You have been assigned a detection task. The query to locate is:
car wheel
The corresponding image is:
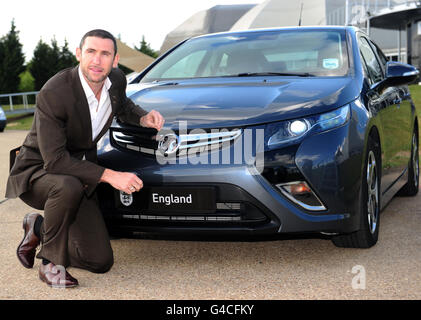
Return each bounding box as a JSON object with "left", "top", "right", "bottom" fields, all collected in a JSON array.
[
  {"left": 332, "top": 137, "right": 380, "bottom": 248},
  {"left": 398, "top": 130, "right": 419, "bottom": 197}
]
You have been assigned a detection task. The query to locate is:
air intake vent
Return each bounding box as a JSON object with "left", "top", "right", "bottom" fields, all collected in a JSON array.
[{"left": 122, "top": 214, "right": 242, "bottom": 222}]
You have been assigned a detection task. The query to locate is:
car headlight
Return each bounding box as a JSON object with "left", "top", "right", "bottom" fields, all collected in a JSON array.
[{"left": 266, "top": 104, "right": 350, "bottom": 148}]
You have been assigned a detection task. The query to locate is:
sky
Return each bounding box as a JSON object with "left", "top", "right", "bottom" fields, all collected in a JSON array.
[{"left": 0, "top": 0, "right": 264, "bottom": 62}]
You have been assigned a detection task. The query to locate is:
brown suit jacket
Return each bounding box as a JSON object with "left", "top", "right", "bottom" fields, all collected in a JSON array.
[{"left": 5, "top": 66, "right": 148, "bottom": 199}]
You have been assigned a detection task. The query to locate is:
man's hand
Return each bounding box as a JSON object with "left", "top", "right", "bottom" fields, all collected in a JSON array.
[
  {"left": 100, "top": 169, "right": 143, "bottom": 194},
  {"left": 140, "top": 110, "right": 165, "bottom": 131}
]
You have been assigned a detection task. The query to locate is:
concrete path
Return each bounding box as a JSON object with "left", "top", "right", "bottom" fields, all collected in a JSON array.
[{"left": 0, "top": 130, "right": 420, "bottom": 299}]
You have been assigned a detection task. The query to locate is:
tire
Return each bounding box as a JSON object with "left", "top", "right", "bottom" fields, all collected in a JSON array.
[
  {"left": 397, "top": 129, "right": 419, "bottom": 197},
  {"left": 332, "top": 137, "right": 380, "bottom": 248}
]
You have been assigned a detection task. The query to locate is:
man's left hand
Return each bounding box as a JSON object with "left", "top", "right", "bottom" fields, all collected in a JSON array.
[{"left": 140, "top": 110, "right": 165, "bottom": 131}]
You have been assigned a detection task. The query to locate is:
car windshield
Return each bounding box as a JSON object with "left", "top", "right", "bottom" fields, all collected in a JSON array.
[{"left": 141, "top": 29, "right": 349, "bottom": 82}]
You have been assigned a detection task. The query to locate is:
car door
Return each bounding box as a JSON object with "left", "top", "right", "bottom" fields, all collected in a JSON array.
[
  {"left": 358, "top": 35, "right": 404, "bottom": 193},
  {"left": 369, "top": 39, "right": 413, "bottom": 181}
]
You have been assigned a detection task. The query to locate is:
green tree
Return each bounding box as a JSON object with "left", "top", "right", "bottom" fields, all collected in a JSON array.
[
  {"left": 0, "top": 20, "right": 26, "bottom": 94},
  {"left": 50, "top": 37, "right": 61, "bottom": 73},
  {"left": 0, "top": 42, "right": 4, "bottom": 79},
  {"left": 29, "top": 39, "right": 54, "bottom": 91},
  {"left": 18, "top": 70, "right": 35, "bottom": 92},
  {"left": 135, "top": 35, "right": 159, "bottom": 58},
  {"left": 29, "top": 38, "right": 78, "bottom": 90},
  {"left": 58, "top": 39, "right": 77, "bottom": 71}
]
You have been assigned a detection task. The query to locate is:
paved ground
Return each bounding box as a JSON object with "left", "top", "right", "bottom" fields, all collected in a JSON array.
[{"left": 0, "top": 130, "right": 420, "bottom": 300}]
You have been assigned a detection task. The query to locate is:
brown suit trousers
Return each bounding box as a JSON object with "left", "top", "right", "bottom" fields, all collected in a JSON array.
[{"left": 20, "top": 173, "right": 113, "bottom": 273}]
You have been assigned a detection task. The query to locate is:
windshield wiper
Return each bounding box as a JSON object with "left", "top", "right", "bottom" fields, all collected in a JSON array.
[{"left": 234, "top": 72, "right": 316, "bottom": 77}]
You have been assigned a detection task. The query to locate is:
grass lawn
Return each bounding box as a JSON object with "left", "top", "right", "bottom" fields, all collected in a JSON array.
[
  {"left": 409, "top": 84, "right": 421, "bottom": 119},
  {"left": 5, "top": 113, "right": 34, "bottom": 131},
  {"left": 1, "top": 103, "right": 36, "bottom": 112},
  {"left": 4, "top": 84, "right": 421, "bottom": 131}
]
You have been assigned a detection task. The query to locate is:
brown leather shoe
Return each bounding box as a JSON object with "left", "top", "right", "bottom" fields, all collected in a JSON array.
[
  {"left": 16, "top": 213, "right": 41, "bottom": 269},
  {"left": 39, "top": 263, "right": 79, "bottom": 288}
]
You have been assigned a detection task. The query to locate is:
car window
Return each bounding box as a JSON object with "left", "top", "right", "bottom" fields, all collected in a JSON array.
[
  {"left": 358, "top": 51, "right": 371, "bottom": 84},
  {"left": 359, "top": 37, "right": 384, "bottom": 84},
  {"left": 369, "top": 40, "right": 388, "bottom": 71},
  {"left": 160, "top": 50, "right": 207, "bottom": 79},
  {"left": 141, "top": 29, "right": 349, "bottom": 82}
]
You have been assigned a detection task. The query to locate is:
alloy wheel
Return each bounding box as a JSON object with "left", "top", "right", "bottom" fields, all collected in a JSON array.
[{"left": 366, "top": 150, "right": 379, "bottom": 235}]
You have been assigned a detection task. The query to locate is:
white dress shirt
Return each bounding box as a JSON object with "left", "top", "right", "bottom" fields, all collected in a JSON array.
[{"left": 78, "top": 66, "right": 112, "bottom": 141}]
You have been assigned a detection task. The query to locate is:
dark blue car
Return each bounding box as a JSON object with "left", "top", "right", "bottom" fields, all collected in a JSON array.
[{"left": 97, "top": 26, "right": 419, "bottom": 248}]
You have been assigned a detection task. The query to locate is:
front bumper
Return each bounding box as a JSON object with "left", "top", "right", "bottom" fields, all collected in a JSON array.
[{"left": 97, "top": 114, "right": 364, "bottom": 235}]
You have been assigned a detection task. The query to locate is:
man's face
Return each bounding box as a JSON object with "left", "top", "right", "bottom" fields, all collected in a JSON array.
[{"left": 76, "top": 36, "right": 119, "bottom": 85}]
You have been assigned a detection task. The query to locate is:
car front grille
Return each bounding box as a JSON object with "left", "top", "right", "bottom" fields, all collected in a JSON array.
[
  {"left": 121, "top": 202, "right": 243, "bottom": 222},
  {"left": 111, "top": 127, "right": 242, "bottom": 157},
  {"left": 111, "top": 129, "right": 158, "bottom": 155}
]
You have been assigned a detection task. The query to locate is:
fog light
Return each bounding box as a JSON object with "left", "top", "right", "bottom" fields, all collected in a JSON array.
[
  {"left": 288, "top": 182, "right": 312, "bottom": 195},
  {"left": 276, "top": 181, "right": 326, "bottom": 211}
]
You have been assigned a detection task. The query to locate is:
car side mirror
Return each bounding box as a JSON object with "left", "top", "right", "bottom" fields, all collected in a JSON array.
[{"left": 385, "top": 61, "right": 419, "bottom": 86}]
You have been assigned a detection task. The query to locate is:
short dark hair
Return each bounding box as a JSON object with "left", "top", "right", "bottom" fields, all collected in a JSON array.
[{"left": 79, "top": 29, "right": 117, "bottom": 55}]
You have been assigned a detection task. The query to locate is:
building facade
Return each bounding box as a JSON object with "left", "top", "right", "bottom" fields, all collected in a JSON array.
[{"left": 160, "top": 0, "right": 421, "bottom": 68}]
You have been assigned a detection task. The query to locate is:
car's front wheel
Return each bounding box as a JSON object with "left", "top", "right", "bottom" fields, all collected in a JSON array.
[{"left": 332, "top": 137, "right": 380, "bottom": 248}]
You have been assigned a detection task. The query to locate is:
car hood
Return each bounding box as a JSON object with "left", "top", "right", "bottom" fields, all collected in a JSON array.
[{"left": 126, "top": 76, "right": 359, "bottom": 129}]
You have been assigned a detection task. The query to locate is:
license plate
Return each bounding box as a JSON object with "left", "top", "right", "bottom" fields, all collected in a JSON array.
[{"left": 148, "top": 187, "right": 216, "bottom": 213}]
